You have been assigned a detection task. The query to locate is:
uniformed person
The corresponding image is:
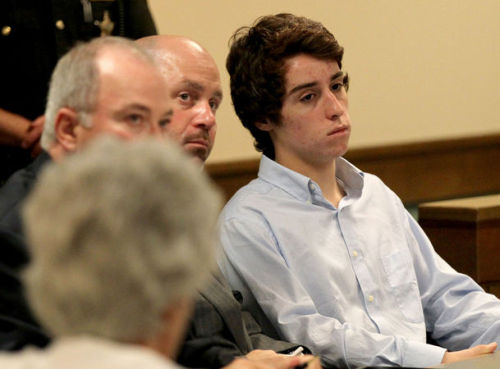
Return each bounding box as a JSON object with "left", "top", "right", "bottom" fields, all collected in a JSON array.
[{"left": 0, "top": 0, "right": 157, "bottom": 184}]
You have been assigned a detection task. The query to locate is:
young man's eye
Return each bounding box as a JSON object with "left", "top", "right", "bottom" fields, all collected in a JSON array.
[
  {"left": 331, "top": 82, "right": 343, "bottom": 91},
  {"left": 300, "top": 93, "right": 315, "bottom": 102}
]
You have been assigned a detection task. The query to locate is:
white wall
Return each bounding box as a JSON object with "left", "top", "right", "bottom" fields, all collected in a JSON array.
[{"left": 148, "top": 0, "right": 500, "bottom": 164}]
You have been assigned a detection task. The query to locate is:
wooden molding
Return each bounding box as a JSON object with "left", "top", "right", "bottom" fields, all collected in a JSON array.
[
  {"left": 419, "top": 194, "right": 500, "bottom": 295},
  {"left": 206, "top": 134, "right": 500, "bottom": 204}
]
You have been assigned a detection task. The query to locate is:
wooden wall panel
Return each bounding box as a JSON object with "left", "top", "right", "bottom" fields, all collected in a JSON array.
[
  {"left": 419, "top": 195, "right": 500, "bottom": 298},
  {"left": 207, "top": 134, "right": 500, "bottom": 204}
]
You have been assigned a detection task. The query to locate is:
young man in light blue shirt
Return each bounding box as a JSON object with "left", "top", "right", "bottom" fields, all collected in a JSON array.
[{"left": 218, "top": 13, "right": 500, "bottom": 369}]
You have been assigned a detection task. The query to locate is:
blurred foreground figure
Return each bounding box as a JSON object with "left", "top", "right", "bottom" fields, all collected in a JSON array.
[{"left": 0, "top": 137, "right": 222, "bottom": 368}]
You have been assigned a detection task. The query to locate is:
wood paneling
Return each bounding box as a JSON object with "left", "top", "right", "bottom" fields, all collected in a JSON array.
[
  {"left": 419, "top": 195, "right": 500, "bottom": 298},
  {"left": 207, "top": 134, "right": 500, "bottom": 204}
]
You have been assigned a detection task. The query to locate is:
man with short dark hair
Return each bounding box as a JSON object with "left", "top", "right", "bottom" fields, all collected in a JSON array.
[{"left": 219, "top": 13, "right": 500, "bottom": 368}]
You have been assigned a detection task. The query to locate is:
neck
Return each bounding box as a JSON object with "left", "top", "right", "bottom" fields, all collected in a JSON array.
[{"left": 275, "top": 154, "right": 344, "bottom": 207}]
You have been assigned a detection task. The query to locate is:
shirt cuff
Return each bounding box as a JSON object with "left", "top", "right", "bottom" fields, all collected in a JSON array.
[{"left": 403, "top": 340, "right": 446, "bottom": 367}]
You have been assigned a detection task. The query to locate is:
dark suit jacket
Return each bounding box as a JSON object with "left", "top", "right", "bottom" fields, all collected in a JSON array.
[
  {"left": 0, "top": 152, "right": 52, "bottom": 350},
  {"left": 0, "top": 151, "right": 51, "bottom": 237},
  {"left": 178, "top": 273, "right": 304, "bottom": 368},
  {"left": 0, "top": 230, "right": 50, "bottom": 350}
]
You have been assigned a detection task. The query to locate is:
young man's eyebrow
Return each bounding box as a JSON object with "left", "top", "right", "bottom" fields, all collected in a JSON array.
[
  {"left": 331, "top": 71, "right": 344, "bottom": 81},
  {"left": 288, "top": 82, "right": 318, "bottom": 96},
  {"left": 287, "top": 71, "right": 345, "bottom": 96}
]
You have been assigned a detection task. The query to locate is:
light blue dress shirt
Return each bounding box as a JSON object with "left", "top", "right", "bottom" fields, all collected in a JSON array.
[{"left": 218, "top": 155, "right": 500, "bottom": 368}]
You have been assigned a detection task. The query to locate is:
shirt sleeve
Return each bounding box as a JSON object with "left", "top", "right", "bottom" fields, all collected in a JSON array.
[
  {"left": 405, "top": 213, "right": 500, "bottom": 351},
  {"left": 218, "top": 215, "right": 446, "bottom": 369}
]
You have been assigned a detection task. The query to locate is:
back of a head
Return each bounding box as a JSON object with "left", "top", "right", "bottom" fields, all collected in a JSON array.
[
  {"left": 226, "top": 13, "right": 344, "bottom": 159},
  {"left": 40, "top": 36, "right": 156, "bottom": 150},
  {"left": 23, "top": 137, "right": 222, "bottom": 342}
]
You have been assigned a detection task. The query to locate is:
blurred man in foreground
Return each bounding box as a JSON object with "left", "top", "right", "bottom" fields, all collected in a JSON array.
[{"left": 0, "top": 137, "right": 224, "bottom": 367}]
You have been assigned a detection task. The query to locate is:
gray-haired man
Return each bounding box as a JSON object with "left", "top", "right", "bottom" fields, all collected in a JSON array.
[{"left": 0, "top": 36, "right": 172, "bottom": 350}]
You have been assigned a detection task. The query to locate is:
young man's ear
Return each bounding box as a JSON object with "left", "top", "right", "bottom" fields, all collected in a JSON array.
[
  {"left": 54, "top": 108, "right": 79, "bottom": 153},
  {"left": 255, "top": 119, "right": 273, "bottom": 132}
]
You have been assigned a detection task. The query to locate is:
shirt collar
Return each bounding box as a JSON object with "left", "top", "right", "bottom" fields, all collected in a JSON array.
[{"left": 258, "top": 155, "right": 365, "bottom": 203}]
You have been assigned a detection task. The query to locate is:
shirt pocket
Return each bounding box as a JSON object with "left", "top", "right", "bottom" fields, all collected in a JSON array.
[{"left": 381, "top": 249, "right": 424, "bottom": 323}]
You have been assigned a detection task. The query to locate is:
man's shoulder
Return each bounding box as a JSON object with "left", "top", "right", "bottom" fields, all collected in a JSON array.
[
  {"left": 221, "top": 177, "right": 285, "bottom": 219},
  {"left": 0, "top": 152, "right": 49, "bottom": 194},
  {"left": 359, "top": 171, "right": 402, "bottom": 202},
  {"left": 0, "top": 169, "right": 33, "bottom": 230},
  {"left": 0, "top": 153, "right": 50, "bottom": 233}
]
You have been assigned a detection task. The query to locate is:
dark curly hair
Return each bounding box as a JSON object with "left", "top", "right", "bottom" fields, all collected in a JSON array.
[{"left": 226, "top": 13, "right": 347, "bottom": 159}]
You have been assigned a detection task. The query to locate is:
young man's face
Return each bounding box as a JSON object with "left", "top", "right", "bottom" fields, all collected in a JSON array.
[{"left": 264, "top": 54, "right": 351, "bottom": 169}]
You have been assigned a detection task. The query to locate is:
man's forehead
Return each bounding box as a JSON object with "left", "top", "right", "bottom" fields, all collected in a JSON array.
[
  {"left": 94, "top": 58, "right": 169, "bottom": 104},
  {"left": 284, "top": 56, "right": 340, "bottom": 84},
  {"left": 97, "top": 49, "right": 158, "bottom": 79}
]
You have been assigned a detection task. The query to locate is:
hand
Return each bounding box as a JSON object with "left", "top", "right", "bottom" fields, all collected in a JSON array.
[
  {"left": 21, "top": 115, "right": 45, "bottom": 157},
  {"left": 294, "top": 355, "right": 321, "bottom": 369},
  {"left": 223, "top": 356, "right": 301, "bottom": 369},
  {"left": 236, "top": 352, "right": 322, "bottom": 369},
  {"left": 246, "top": 349, "right": 284, "bottom": 361},
  {"left": 0, "top": 108, "right": 31, "bottom": 146},
  {"left": 441, "top": 342, "right": 497, "bottom": 364}
]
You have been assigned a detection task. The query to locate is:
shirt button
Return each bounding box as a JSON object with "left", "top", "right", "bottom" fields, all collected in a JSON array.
[
  {"left": 352, "top": 250, "right": 358, "bottom": 257},
  {"left": 1, "top": 26, "right": 11, "bottom": 36},
  {"left": 308, "top": 183, "right": 316, "bottom": 191},
  {"left": 368, "top": 295, "right": 375, "bottom": 302},
  {"left": 55, "top": 20, "right": 65, "bottom": 30}
]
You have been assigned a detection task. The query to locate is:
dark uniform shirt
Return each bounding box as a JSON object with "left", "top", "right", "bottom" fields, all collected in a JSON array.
[{"left": 0, "top": 0, "right": 157, "bottom": 183}]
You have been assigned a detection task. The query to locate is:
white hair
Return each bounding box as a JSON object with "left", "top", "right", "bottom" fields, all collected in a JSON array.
[
  {"left": 23, "top": 137, "right": 222, "bottom": 342},
  {"left": 41, "top": 37, "right": 156, "bottom": 150}
]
